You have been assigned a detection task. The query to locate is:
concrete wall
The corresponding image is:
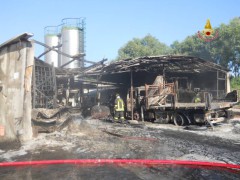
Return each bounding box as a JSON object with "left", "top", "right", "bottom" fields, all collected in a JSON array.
[{"left": 0, "top": 35, "right": 34, "bottom": 142}]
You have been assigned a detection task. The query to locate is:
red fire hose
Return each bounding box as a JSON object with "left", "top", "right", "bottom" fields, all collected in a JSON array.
[{"left": 0, "top": 159, "right": 239, "bottom": 171}]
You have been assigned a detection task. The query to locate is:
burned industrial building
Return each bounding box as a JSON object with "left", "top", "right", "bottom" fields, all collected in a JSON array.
[
  {"left": 0, "top": 27, "right": 240, "bottom": 180},
  {"left": 0, "top": 30, "right": 239, "bottom": 142}
]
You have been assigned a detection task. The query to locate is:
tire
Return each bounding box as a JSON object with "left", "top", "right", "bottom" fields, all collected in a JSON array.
[
  {"left": 173, "top": 113, "right": 185, "bottom": 126},
  {"left": 133, "top": 113, "right": 140, "bottom": 120}
]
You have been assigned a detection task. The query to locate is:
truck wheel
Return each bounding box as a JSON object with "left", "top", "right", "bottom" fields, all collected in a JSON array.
[
  {"left": 173, "top": 113, "right": 185, "bottom": 126},
  {"left": 133, "top": 113, "right": 140, "bottom": 120}
]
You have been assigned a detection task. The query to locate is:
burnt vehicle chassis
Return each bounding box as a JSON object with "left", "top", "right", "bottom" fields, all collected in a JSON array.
[{"left": 125, "top": 82, "right": 237, "bottom": 126}]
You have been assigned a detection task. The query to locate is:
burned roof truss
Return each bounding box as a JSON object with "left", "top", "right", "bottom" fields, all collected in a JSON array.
[{"left": 98, "top": 56, "right": 228, "bottom": 75}]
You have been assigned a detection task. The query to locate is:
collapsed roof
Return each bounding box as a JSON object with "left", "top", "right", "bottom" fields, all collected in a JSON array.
[
  {"left": 97, "top": 55, "right": 228, "bottom": 74},
  {"left": 54, "top": 55, "right": 229, "bottom": 87},
  {"left": 77, "top": 55, "right": 229, "bottom": 87}
]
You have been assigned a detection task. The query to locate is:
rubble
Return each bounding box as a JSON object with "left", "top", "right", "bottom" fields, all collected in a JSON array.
[
  {"left": 91, "top": 105, "right": 110, "bottom": 119},
  {"left": 32, "top": 107, "right": 72, "bottom": 135}
]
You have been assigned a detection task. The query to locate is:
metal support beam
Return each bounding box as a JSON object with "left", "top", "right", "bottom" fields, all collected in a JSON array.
[
  {"left": 52, "top": 63, "right": 58, "bottom": 108},
  {"left": 217, "top": 71, "right": 219, "bottom": 99},
  {"left": 33, "top": 39, "right": 98, "bottom": 64},
  {"left": 37, "top": 44, "right": 62, "bottom": 59},
  {"left": 34, "top": 59, "right": 57, "bottom": 108},
  {"left": 32, "top": 60, "right": 36, "bottom": 108},
  {"left": 60, "top": 58, "right": 80, "bottom": 68},
  {"left": 130, "top": 70, "right": 133, "bottom": 120},
  {"left": 96, "top": 75, "right": 100, "bottom": 106}
]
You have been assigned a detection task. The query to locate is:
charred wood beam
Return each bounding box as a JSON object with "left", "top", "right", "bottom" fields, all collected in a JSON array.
[
  {"left": 76, "top": 78, "right": 123, "bottom": 85},
  {"left": 82, "top": 58, "right": 107, "bottom": 72},
  {"left": 99, "top": 56, "right": 228, "bottom": 74}
]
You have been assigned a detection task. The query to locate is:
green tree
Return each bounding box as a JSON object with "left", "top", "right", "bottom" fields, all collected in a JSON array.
[
  {"left": 171, "top": 17, "right": 240, "bottom": 76},
  {"left": 117, "top": 34, "right": 170, "bottom": 60},
  {"left": 230, "top": 76, "right": 240, "bottom": 90}
]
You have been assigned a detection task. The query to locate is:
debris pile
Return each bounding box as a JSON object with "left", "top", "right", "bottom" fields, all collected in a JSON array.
[
  {"left": 31, "top": 107, "right": 71, "bottom": 135},
  {"left": 91, "top": 105, "right": 110, "bottom": 119}
]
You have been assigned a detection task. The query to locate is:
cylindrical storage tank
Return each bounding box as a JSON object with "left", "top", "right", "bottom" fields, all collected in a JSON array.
[
  {"left": 44, "top": 35, "right": 59, "bottom": 67},
  {"left": 58, "top": 33, "right": 62, "bottom": 67},
  {"left": 60, "top": 18, "right": 85, "bottom": 68},
  {"left": 44, "top": 26, "right": 60, "bottom": 67}
]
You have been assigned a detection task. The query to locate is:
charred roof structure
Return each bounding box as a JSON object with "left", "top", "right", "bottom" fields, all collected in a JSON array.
[
  {"left": 84, "top": 56, "right": 230, "bottom": 99},
  {"left": 99, "top": 55, "right": 228, "bottom": 74}
]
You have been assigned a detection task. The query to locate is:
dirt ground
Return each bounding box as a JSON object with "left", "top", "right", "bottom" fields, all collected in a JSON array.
[{"left": 0, "top": 114, "right": 240, "bottom": 179}]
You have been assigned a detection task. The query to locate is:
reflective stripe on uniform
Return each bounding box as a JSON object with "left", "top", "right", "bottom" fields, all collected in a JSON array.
[
  {"left": 116, "top": 98, "right": 124, "bottom": 111},
  {"left": 194, "top": 97, "right": 201, "bottom": 103}
]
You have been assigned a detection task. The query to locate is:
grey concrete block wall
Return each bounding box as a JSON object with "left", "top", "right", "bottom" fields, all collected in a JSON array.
[{"left": 0, "top": 34, "right": 34, "bottom": 142}]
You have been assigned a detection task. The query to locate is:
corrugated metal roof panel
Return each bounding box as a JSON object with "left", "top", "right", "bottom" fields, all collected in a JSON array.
[{"left": 0, "top": 32, "right": 33, "bottom": 49}]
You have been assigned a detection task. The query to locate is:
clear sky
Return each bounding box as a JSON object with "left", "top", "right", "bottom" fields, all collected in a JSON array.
[{"left": 0, "top": 0, "right": 239, "bottom": 62}]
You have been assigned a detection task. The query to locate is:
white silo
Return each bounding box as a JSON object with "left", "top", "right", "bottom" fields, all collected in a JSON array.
[
  {"left": 44, "top": 26, "right": 60, "bottom": 67},
  {"left": 60, "top": 18, "right": 85, "bottom": 68}
]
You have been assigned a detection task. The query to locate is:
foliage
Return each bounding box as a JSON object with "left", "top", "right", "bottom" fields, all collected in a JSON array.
[
  {"left": 230, "top": 76, "right": 240, "bottom": 90},
  {"left": 171, "top": 17, "right": 240, "bottom": 76},
  {"left": 116, "top": 18, "right": 240, "bottom": 76},
  {"left": 117, "top": 34, "right": 170, "bottom": 60}
]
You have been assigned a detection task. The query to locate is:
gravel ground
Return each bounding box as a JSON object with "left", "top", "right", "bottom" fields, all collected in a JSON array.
[{"left": 0, "top": 115, "right": 240, "bottom": 179}]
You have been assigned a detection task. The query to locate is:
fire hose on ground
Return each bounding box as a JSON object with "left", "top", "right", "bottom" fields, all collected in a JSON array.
[{"left": 0, "top": 159, "right": 239, "bottom": 172}]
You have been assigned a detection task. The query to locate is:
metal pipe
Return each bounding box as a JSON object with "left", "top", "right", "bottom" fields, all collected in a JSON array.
[
  {"left": 130, "top": 70, "right": 133, "bottom": 120},
  {"left": 33, "top": 40, "right": 98, "bottom": 64},
  {"left": 60, "top": 58, "right": 79, "bottom": 68},
  {"left": 217, "top": 71, "right": 219, "bottom": 99},
  {"left": 37, "top": 44, "right": 62, "bottom": 59},
  {"left": 97, "top": 75, "right": 100, "bottom": 106}
]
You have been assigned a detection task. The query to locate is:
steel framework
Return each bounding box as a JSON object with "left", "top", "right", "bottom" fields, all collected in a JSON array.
[{"left": 32, "top": 58, "right": 57, "bottom": 108}]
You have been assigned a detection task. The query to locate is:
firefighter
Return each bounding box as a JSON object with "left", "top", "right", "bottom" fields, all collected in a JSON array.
[
  {"left": 193, "top": 93, "right": 201, "bottom": 103},
  {"left": 114, "top": 93, "right": 125, "bottom": 122}
]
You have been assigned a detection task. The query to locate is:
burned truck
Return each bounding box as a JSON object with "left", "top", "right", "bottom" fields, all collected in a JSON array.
[
  {"left": 126, "top": 76, "right": 237, "bottom": 126},
  {"left": 93, "top": 56, "right": 238, "bottom": 126}
]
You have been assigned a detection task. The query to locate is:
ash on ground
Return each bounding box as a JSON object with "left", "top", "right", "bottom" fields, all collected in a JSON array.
[{"left": 0, "top": 114, "right": 240, "bottom": 179}]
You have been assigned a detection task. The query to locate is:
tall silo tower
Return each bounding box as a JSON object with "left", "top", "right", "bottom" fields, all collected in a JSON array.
[
  {"left": 60, "top": 18, "right": 85, "bottom": 68},
  {"left": 44, "top": 26, "right": 60, "bottom": 67}
]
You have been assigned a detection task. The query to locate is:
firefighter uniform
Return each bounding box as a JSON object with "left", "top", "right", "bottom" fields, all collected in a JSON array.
[
  {"left": 114, "top": 95, "right": 125, "bottom": 121},
  {"left": 194, "top": 93, "right": 201, "bottom": 103}
]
